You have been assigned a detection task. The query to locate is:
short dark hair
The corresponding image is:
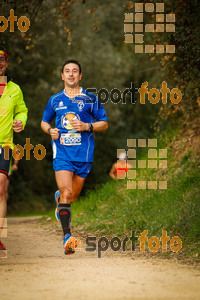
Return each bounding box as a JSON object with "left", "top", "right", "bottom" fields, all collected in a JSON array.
[{"left": 62, "top": 59, "right": 82, "bottom": 73}]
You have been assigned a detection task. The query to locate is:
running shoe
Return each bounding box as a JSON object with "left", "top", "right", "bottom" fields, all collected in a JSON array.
[
  {"left": 63, "top": 233, "right": 78, "bottom": 255},
  {"left": 54, "top": 190, "right": 60, "bottom": 222}
]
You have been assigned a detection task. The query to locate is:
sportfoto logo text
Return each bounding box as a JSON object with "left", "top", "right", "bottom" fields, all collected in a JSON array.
[
  {"left": 76, "top": 230, "right": 182, "bottom": 258},
  {"left": 3, "top": 138, "right": 46, "bottom": 161},
  {"left": 0, "top": 9, "right": 30, "bottom": 32},
  {"left": 77, "top": 81, "right": 181, "bottom": 105}
]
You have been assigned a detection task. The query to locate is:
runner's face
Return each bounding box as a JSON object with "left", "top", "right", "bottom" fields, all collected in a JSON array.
[
  {"left": 0, "top": 55, "right": 8, "bottom": 77},
  {"left": 61, "top": 63, "right": 82, "bottom": 89}
]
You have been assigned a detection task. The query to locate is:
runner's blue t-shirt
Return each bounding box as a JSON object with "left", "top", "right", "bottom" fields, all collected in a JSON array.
[{"left": 42, "top": 88, "right": 107, "bottom": 162}]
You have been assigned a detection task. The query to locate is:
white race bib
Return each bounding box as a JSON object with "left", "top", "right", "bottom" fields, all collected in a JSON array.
[{"left": 60, "top": 133, "right": 81, "bottom": 146}]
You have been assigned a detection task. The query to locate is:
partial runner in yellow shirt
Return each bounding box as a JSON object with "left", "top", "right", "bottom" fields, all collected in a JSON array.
[{"left": 0, "top": 46, "right": 28, "bottom": 254}]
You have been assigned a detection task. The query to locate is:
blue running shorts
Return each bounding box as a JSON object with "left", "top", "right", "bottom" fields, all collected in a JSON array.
[{"left": 53, "top": 159, "right": 93, "bottom": 178}]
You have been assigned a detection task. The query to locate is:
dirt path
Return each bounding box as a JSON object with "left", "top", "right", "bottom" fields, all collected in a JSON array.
[{"left": 0, "top": 217, "right": 199, "bottom": 300}]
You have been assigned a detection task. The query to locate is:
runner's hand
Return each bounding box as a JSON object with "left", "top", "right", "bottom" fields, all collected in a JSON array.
[
  {"left": 50, "top": 128, "right": 60, "bottom": 140},
  {"left": 12, "top": 120, "right": 23, "bottom": 132},
  {"left": 70, "top": 119, "right": 87, "bottom": 132}
]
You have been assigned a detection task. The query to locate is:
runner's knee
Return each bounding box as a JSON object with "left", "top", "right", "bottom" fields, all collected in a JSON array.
[
  {"left": 0, "top": 180, "right": 7, "bottom": 199},
  {"left": 0, "top": 187, "right": 6, "bottom": 199},
  {"left": 60, "top": 188, "right": 72, "bottom": 203}
]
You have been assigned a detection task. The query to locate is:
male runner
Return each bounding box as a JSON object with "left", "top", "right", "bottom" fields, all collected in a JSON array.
[
  {"left": 0, "top": 47, "right": 28, "bottom": 254},
  {"left": 41, "top": 59, "right": 108, "bottom": 255}
]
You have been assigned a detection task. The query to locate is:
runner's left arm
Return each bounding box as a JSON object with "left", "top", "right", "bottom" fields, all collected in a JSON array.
[
  {"left": 90, "top": 94, "right": 108, "bottom": 131},
  {"left": 70, "top": 119, "right": 108, "bottom": 132},
  {"left": 90, "top": 121, "right": 108, "bottom": 131}
]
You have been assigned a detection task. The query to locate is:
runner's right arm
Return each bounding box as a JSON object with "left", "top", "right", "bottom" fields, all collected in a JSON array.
[
  {"left": 41, "top": 97, "right": 60, "bottom": 139},
  {"left": 41, "top": 121, "right": 60, "bottom": 140}
]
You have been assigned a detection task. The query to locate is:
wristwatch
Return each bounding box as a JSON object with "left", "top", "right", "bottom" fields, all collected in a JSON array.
[{"left": 90, "top": 123, "right": 93, "bottom": 132}]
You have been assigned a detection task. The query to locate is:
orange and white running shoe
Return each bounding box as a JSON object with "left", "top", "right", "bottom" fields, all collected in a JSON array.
[{"left": 63, "top": 234, "right": 78, "bottom": 255}]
